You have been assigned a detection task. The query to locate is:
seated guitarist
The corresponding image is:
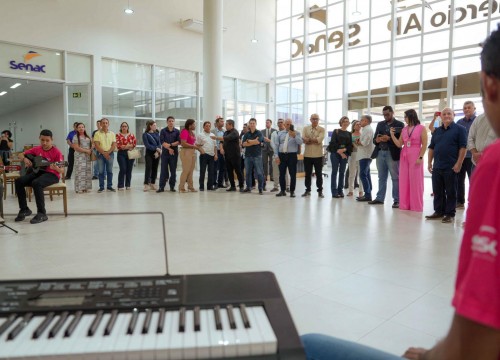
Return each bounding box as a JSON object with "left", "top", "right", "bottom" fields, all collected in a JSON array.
[{"left": 15, "top": 129, "right": 64, "bottom": 224}]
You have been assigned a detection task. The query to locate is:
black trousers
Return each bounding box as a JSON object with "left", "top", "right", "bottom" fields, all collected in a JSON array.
[
  {"left": 159, "top": 151, "right": 178, "bottom": 190},
  {"left": 144, "top": 150, "right": 160, "bottom": 185},
  {"left": 225, "top": 154, "right": 244, "bottom": 188},
  {"left": 304, "top": 156, "right": 323, "bottom": 192},
  {"left": 457, "top": 157, "right": 473, "bottom": 204},
  {"left": 66, "top": 147, "right": 75, "bottom": 178},
  {"left": 15, "top": 171, "right": 59, "bottom": 214},
  {"left": 215, "top": 150, "right": 226, "bottom": 186},
  {"left": 262, "top": 148, "right": 274, "bottom": 180},
  {"left": 432, "top": 168, "right": 458, "bottom": 217},
  {"left": 199, "top": 153, "right": 215, "bottom": 190},
  {"left": 279, "top": 153, "right": 298, "bottom": 192}
]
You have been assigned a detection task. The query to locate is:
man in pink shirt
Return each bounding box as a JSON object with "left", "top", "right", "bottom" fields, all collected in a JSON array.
[{"left": 14, "top": 129, "right": 64, "bottom": 224}]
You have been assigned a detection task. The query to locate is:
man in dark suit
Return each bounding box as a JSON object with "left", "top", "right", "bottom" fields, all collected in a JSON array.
[{"left": 261, "top": 119, "right": 277, "bottom": 190}]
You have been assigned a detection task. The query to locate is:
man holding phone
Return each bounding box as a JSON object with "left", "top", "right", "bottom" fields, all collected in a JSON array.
[
  {"left": 369, "top": 106, "right": 404, "bottom": 208},
  {"left": 273, "top": 119, "right": 303, "bottom": 198}
]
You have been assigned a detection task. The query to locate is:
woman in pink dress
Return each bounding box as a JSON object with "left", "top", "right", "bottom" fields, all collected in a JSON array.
[{"left": 390, "top": 109, "right": 428, "bottom": 212}]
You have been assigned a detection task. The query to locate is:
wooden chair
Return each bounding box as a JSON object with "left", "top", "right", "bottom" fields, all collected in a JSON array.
[
  {"left": 0, "top": 159, "right": 21, "bottom": 200},
  {"left": 27, "top": 168, "right": 68, "bottom": 217}
]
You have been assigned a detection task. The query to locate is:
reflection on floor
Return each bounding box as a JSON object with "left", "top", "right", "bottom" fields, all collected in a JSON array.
[{"left": 0, "top": 167, "right": 464, "bottom": 356}]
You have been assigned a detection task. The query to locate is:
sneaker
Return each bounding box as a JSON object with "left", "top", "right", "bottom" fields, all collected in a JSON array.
[
  {"left": 98, "top": 188, "right": 104, "bottom": 193},
  {"left": 270, "top": 188, "right": 279, "bottom": 192},
  {"left": 368, "top": 200, "right": 384, "bottom": 205},
  {"left": 259, "top": 190, "right": 263, "bottom": 195},
  {"left": 456, "top": 203, "right": 465, "bottom": 209},
  {"left": 392, "top": 202, "right": 399, "bottom": 208},
  {"left": 442, "top": 215, "right": 454, "bottom": 223},
  {"left": 107, "top": 188, "right": 116, "bottom": 192},
  {"left": 156, "top": 188, "right": 165, "bottom": 193},
  {"left": 301, "top": 191, "right": 311, "bottom": 197},
  {"left": 15, "top": 208, "right": 32, "bottom": 222},
  {"left": 30, "top": 213, "right": 48, "bottom": 224},
  {"left": 290, "top": 192, "right": 296, "bottom": 198},
  {"left": 425, "top": 212, "right": 443, "bottom": 220},
  {"left": 144, "top": 185, "right": 149, "bottom": 192},
  {"left": 356, "top": 196, "right": 372, "bottom": 202}
]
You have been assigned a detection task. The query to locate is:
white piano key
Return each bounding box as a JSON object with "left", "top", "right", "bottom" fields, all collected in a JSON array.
[
  {"left": 125, "top": 311, "right": 147, "bottom": 360},
  {"left": 35, "top": 314, "right": 73, "bottom": 359},
  {"left": 0, "top": 316, "right": 25, "bottom": 359},
  {"left": 98, "top": 311, "right": 128, "bottom": 360},
  {"left": 219, "top": 308, "right": 238, "bottom": 358},
  {"left": 139, "top": 311, "right": 159, "bottom": 360},
  {"left": 5, "top": 315, "right": 45, "bottom": 359},
  {"left": 238, "top": 308, "right": 265, "bottom": 356},
  {"left": 155, "top": 310, "right": 174, "bottom": 360},
  {"left": 109, "top": 312, "right": 133, "bottom": 359},
  {"left": 182, "top": 310, "right": 197, "bottom": 360},
  {"left": 167, "top": 310, "right": 184, "bottom": 360},
  {"left": 250, "top": 307, "right": 278, "bottom": 354},
  {"left": 231, "top": 307, "right": 252, "bottom": 357},
  {"left": 195, "top": 310, "right": 213, "bottom": 359},
  {"left": 81, "top": 313, "right": 110, "bottom": 359},
  {"left": 67, "top": 314, "right": 95, "bottom": 359},
  {"left": 206, "top": 308, "right": 225, "bottom": 359}
]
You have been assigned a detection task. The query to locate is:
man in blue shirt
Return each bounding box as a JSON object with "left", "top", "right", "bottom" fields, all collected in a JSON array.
[
  {"left": 157, "top": 116, "right": 180, "bottom": 192},
  {"left": 273, "top": 119, "right": 303, "bottom": 198},
  {"left": 64, "top": 122, "right": 78, "bottom": 180},
  {"left": 456, "top": 101, "right": 476, "bottom": 208},
  {"left": 241, "top": 118, "right": 265, "bottom": 194},
  {"left": 426, "top": 107, "right": 467, "bottom": 223}
]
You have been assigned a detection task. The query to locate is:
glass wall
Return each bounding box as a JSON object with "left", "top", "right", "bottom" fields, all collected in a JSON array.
[{"left": 275, "top": 0, "right": 499, "bottom": 134}]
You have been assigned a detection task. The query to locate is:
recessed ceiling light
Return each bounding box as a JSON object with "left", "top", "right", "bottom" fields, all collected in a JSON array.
[
  {"left": 134, "top": 104, "right": 146, "bottom": 108},
  {"left": 124, "top": 7, "right": 134, "bottom": 14},
  {"left": 10, "top": 83, "right": 21, "bottom": 89},
  {"left": 0, "top": 92, "right": 7, "bottom": 96},
  {"left": 55, "top": 52, "right": 61, "bottom": 56},
  {"left": 118, "top": 91, "right": 134, "bottom": 96}
]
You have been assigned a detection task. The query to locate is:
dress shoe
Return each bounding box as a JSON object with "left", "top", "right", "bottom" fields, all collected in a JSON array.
[
  {"left": 456, "top": 203, "right": 465, "bottom": 209},
  {"left": 392, "top": 202, "right": 400, "bottom": 208},
  {"left": 332, "top": 194, "right": 341, "bottom": 198},
  {"left": 242, "top": 188, "right": 251, "bottom": 193},
  {"left": 339, "top": 193, "right": 345, "bottom": 198},
  {"left": 107, "top": 188, "right": 116, "bottom": 192},
  {"left": 290, "top": 192, "right": 296, "bottom": 198},
  {"left": 368, "top": 200, "right": 384, "bottom": 205},
  {"left": 156, "top": 188, "right": 165, "bottom": 193},
  {"left": 318, "top": 192, "right": 325, "bottom": 198},
  {"left": 169, "top": 188, "right": 176, "bottom": 192},
  {"left": 276, "top": 191, "right": 286, "bottom": 197},
  {"left": 15, "top": 208, "right": 32, "bottom": 222},
  {"left": 356, "top": 196, "right": 372, "bottom": 202},
  {"left": 30, "top": 212, "right": 48, "bottom": 224},
  {"left": 270, "top": 188, "right": 279, "bottom": 192},
  {"left": 442, "top": 215, "right": 454, "bottom": 223},
  {"left": 425, "top": 212, "right": 443, "bottom": 220},
  {"left": 259, "top": 190, "right": 263, "bottom": 195},
  {"left": 301, "top": 191, "right": 311, "bottom": 197},
  {"left": 226, "top": 187, "right": 237, "bottom": 192}
]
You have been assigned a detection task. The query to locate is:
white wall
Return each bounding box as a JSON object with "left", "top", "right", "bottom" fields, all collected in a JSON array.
[
  {"left": 0, "top": 0, "right": 275, "bottom": 84},
  {"left": 0, "top": 96, "right": 66, "bottom": 153}
]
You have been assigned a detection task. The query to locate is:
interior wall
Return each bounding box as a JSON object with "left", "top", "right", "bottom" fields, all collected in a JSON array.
[
  {"left": 0, "top": 0, "right": 275, "bottom": 84},
  {"left": 0, "top": 96, "right": 65, "bottom": 153}
]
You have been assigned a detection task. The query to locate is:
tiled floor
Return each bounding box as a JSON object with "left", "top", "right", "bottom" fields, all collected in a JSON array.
[{"left": 0, "top": 166, "right": 465, "bottom": 356}]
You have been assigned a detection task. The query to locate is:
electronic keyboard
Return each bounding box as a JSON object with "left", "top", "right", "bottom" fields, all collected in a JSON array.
[{"left": 0, "top": 272, "right": 305, "bottom": 359}]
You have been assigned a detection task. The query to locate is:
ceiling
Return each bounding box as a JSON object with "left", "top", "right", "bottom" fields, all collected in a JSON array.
[{"left": 0, "top": 77, "right": 63, "bottom": 117}]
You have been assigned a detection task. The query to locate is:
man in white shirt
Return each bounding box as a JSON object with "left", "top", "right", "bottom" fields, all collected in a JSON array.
[
  {"left": 356, "top": 115, "right": 375, "bottom": 202},
  {"left": 197, "top": 121, "right": 218, "bottom": 191}
]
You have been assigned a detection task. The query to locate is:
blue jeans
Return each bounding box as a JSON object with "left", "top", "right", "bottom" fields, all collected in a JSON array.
[
  {"left": 199, "top": 153, "right": 215, "bottom": 190},
  {"left": 159, "top": 151, "right": 178, "bottom": 190},
  {"left": 97, "top": 152, "right": 114, "bottom": 190},
  {"left": 117, "top": 150, "right": 134, "bottom": 188},
  {"left": 330, "top": 153, "right": 348, "bottom": 196},
  {"left": 359, "top": 158, "right": 372, "bottom": 199},
  {"left": 375, "top": 150, "right": 399, "bottom": 202},
  {"left": 432, "top": 168, "right": 458, "bottom": 217},
  {"left": 301, "top": 334, "right": 403, "bottom": 360},
  {"left": 244, "top": 156, "right": 264, "bottom": 191}
]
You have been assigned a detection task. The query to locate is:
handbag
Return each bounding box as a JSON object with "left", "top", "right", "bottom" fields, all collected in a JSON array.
[
  {"left": 90, "top": 150, "right": 97, "bottom": 161},
  {"left": 127, "top": 148, "right": 141, "bottom": 159}
]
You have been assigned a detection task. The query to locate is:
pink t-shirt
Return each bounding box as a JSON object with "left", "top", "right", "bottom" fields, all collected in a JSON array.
[
  {"left": 452, "top": 140, "right": 500, "bottom": 333},
  {"left": 180, "top": 129, "right": 196, "bottom": 146},
  {"left": 24, "top": 145, "right": 64, "bottom": 179}
]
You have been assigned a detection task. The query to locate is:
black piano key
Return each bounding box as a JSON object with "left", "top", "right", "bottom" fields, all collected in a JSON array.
[
  {"left": 214, "top": 305, "right": 222, "bottom": 330},
  {"left": 178, "top": 307, "right": 186, "bottom": 333},
  {"left": 157, "top": 308, "right": 165, "bottom": 334},
  {"left": 0, "top": 314, "right": 17, "bottom": 336},
  {"left": 32, "top": 312, "right": 55, "bottom": 339},
  {"left": 239, "top": 304, "right": 251, "bottom": 328},
  {"left": 8, "top": 312, "right": 33, "bottom": 340},
  {"left": 104, "top": 310, "right": 118, "bottom": 336},
  {"left": 87, "top": 310, "right": 104, "bottom": 336},
  {"left": 142, "top": 309, "right": 152, "bottom": 334},
  {"left": 193, "top": 306, "right": 200, "bottom": 332},
  {"left": 127, "top": 308, "right": 139, "bottom": 335},
  {"left": 226, "top": 305, "right": 237, "bottom": 329},
  {"left": 64, "top": 311, "right": 82, "bottom": 337},
  {"left": 49, "top": 311, "right": 69, "bottom": 338}
]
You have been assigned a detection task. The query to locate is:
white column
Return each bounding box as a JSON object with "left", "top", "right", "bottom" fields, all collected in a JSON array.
[{"left": 203, "top": 0, "right": 223, "bottom": 126}]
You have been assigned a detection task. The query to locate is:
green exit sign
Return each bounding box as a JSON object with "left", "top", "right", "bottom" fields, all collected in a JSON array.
[{"left": 72, "top": 92, "right": 82, "bottom": 98}]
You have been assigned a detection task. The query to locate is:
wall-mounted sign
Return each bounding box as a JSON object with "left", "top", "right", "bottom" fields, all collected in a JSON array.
[
  {"left": 9, "top": 51, "right": 46, "bottom": 73},
  {"left": 72, "top": 92, "right": 82, "bottom": 98}
]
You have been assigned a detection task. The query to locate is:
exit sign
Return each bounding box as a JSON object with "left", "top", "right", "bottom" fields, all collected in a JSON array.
[{"left": 72, "top": 92, "right": 82, "bottom": 98}]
